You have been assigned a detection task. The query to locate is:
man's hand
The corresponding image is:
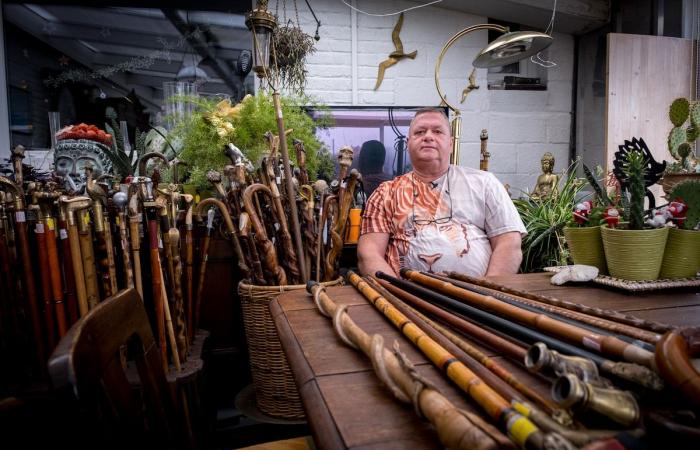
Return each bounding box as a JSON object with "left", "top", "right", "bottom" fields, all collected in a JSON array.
[
  {"left": 485, "top": 231, "right": 522, "bottom": 276},
  {"left": 357, "top": 232, "right": 397, "bottom": 277}
]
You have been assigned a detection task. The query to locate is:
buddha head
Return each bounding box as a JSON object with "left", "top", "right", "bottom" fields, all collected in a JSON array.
[{"left": 54, "top": 140, "right": 113, "bottom": 184}]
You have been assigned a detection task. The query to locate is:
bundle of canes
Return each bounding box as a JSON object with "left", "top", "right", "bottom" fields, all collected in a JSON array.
[
  {"left": 1, "top": 176, "right": 45, "bottom": 371},
  {"left": 444, "top": 272, "right": 675, "bottom": 335},
  {"left": 346, "top": 271, "right": 572, "bottom": 450},
  {"left": 368, "top": 277, "right": 630, "bottom": 446},
  {"left": 403, "top": 270, "right": 657, "bottom": 371},
  {"left": 306, "top": 281, "right": 510, "bottom": 450},
  {"left": 376, "top": 272, "right": 663, "bottom": 391},
  {"left": 324, "top": 169, "right": 361, "bottom": 281},
  {"left": 431, "top": 273, "right": 661, "bottom": 345}
]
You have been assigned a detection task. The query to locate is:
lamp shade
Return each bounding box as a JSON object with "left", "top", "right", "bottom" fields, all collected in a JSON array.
[
  {"left": 245, "top": 4, "right": 277, "bottom": 78},
  {"left": 473, "top": 31, "right": 553, "bottom": 68}
]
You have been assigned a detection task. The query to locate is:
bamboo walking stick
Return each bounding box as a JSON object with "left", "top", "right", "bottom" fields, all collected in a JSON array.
[
  {"left": 59, "top": 196, "right": 93, "bottom": 317},
  {"left": 346, "top": 271, "right": 561, "bottom": 450},
  {"left": 404, "top": 270, "right": 657, "bottom": 370},
  {"left": 377, "top": 272, "right": 664, "bottom": 391},
  {"left": 306, "top": 281, "right": 508, "bottom": 450},
  {"left": 146, "top": 199, "right": 168, "bottom": 373},
  {"left": 86, "top": 171, "right": 115, "bottom": 298},
  {"left": 444, "top": 271, "right": 675, "bottom": 334},
  {"left": 434, "top": 273, "right": 661, "bottom": 344},
  {"left": 77, "top": 208, "right": 100, "bottom": 309},
  {"left": 4, "top": 187, "right": 46, "bottom": 371}
]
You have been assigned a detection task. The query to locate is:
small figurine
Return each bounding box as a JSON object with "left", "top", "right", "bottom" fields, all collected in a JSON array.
[
  {"left": 532, "top": 152, "right": 560, "bottom": 200},
  {"left": 668, "top": 200, "right": 688, "bottom": 228},
  {"left": 573, "top": 200, "right": 593, "bottom": 224},
  {"left": 603, "top": 206, "right": 620, "bottom": 228}
]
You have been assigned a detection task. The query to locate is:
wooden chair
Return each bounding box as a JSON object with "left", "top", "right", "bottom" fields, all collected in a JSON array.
[{"left": 49, "top": 288, "right": 186, "bottom": 449}]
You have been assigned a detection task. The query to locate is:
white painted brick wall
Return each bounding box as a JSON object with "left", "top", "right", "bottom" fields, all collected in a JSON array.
[{"left": 295, "top": 0, "right": 575, "bottom": 196}]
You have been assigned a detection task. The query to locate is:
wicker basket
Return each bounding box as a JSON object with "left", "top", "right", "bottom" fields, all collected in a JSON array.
[{"left": 238, "top": 278, "right": 343, "bottom": 419}]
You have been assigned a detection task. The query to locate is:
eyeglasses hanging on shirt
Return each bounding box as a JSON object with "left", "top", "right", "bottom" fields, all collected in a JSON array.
[{"left": 411, "top": 167, "right": 453, "bottom": 225}]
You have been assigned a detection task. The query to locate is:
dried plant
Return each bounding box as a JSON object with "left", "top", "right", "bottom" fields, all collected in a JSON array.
[{"left": 272, "top": 22, "right": 316, "bottom": 93}]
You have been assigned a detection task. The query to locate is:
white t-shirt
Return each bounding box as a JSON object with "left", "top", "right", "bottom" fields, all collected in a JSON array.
[{"left": 361, "top": 165, "right": 526, "bottom": 276}]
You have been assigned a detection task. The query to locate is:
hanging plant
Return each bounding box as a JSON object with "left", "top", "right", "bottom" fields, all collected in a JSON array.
[{"left": 271, "top": 21, "right": 316, "bottom": 93}]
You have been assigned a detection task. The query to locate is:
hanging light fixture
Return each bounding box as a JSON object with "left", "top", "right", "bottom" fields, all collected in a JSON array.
[
  {"left": 435, "top": 25, "right": 553, "bottom": 164},
  {"left": 245, "top": 0, "right": 277, "bottom": 79}
]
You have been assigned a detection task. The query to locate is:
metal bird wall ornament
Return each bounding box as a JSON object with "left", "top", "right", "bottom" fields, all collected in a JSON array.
[
  {"left": 374, "top": 12, "right": 417, "bottom": 91},
  {"left": 460, "top": 68, "right": 479, "bottom": 103}
]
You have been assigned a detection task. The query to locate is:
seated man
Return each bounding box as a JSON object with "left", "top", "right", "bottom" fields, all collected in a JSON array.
[{"left": 357, "top": 107, "right": 525, "bottom": 277}]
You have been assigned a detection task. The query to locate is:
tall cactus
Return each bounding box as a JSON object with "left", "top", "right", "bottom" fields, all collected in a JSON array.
[
  {"left": 623, "top": 150, "right": 648, "bottom": 230},
  {"left": 667, "top": 97, "right": 699, "bottom": 169}
]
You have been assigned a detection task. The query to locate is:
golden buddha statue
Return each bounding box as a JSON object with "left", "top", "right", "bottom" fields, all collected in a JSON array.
[{"left": 532, "top": 152, "right": 559, "bottom": 200}]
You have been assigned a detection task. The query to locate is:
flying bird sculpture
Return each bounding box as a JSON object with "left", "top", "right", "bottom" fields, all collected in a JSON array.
[
  {"left": 374, "top": 13, "right": 417, "bottom": 90},
  {"left": 460, "top": 68, "right": 479, "bottom": 103}
]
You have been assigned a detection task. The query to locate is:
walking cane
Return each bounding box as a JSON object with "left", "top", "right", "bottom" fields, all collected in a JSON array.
[
  {"left": 59, "top": 196, "right": 93, "bottom": 317},
  {"left": 325, "top": 170, "right": 361, "bottom": 280},
  {"left": 127, "top": 181, "right": 144, "bottom": 300},
  {"left": 181, "top": 194, "right": 195, "bottom": 344},
  {"left": 194, "top": 208, "right": 215, "bottom": 331},
  {"left": 86, "top": 168, "right": 116, "bottom": 298},
  {"left": 28, "top": 195, "right": 57, "bottom": 351},
  {"left": 57, "top": 202, "right": 79, "bottom": 325},
  {"left": 10, "top": 145, "right": 25, "bottom": 187},
  {"left": 479, "top": 129, "right": 490, "bottom": 171},
  {"left": 112, "top": 191, "right": 134, "bottom": 290},
  {"left": 77, "top": 206, "right": 100, "bottom": 309},
  {"left": 137, "top": 152, "right": 169, "bottom": 177},
  {"left": 238, "top": 212, "right": 266, "bottom": 285},
  {"left": 0, "top": 176, "right": 46, "bottom": 372},
  {"left": 242, "top": 184, "right": 287, "bottom": 285}
]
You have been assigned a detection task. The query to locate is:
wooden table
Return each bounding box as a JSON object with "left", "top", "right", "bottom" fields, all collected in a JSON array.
[{"left": 271, "top": 273, "right": 700, "bottom": 450}]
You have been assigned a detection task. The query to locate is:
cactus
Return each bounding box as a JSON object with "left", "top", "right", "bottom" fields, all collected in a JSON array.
[
  {"left": 623, "top": 150, "right": 648, "bottom": 230},
  {"left": 669, "top": 180, "right": 700, "bottom": 230},
  {"left": 670, "top": 97, "right": 690, "bottom": 127},
  {"left": 667, "top": 97, "right": 699, "bottom": 172}
]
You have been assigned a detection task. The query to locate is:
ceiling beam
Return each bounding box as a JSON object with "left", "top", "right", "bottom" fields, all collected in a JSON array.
[
  {"left": 161, "top": 8, "right": 243, "bottom": 97},
  {"left": 4, "top": 1, "right": 251, "bottom": 14}
]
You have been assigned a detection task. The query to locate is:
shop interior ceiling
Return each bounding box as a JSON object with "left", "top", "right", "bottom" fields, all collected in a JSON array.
[
  {"left": 3, "top": 2, "right": 255, "bottom": 109},
  {"left": 3, "top": 0, "right": 608, "bottom": 111}
]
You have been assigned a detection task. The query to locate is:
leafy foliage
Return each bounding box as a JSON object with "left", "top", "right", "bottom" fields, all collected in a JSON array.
[
  {"left": 171, "top": 93, "right": 332, "bottom": 190},
  {"left": 622, "top": 150, "right": 648, "bottom": 230},
  {"left": 515, "top": 161, "right": 585, "bottom": 272},
  {"left": 272, "top": 23, "right": 316, "bottom": 94}
]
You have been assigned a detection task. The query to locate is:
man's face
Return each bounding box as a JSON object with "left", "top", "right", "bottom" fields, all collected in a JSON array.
[{"left": 407, "top": 112, "right": 452, "bottom": 171}]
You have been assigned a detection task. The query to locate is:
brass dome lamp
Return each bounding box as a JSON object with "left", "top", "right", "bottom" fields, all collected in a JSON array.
[{"left": 435, "top": 25, "right": 553, "bottom": 164}]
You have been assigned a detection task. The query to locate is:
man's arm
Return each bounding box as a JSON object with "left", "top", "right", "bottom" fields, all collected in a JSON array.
[
  {"left": 357, "top": 232, "right": 396, "bottom": 277},
  {"left": 485, "top": 231, "right": 522, "bottom": 276}
]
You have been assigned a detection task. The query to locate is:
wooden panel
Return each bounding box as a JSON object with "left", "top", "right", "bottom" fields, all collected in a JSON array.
[{"left": 605, "top": 33, "right": 694, "bottom": 202}]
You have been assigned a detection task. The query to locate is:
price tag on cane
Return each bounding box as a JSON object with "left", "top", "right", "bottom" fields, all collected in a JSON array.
[
  {"left": 35, "top": 223, "right": 44, "bottom": 234},
  {"left": 15, "top": 211, "right": 26, "bottom": 223},
  {"left": 59, "top": 229, "right": 68, "bottom": 240}
]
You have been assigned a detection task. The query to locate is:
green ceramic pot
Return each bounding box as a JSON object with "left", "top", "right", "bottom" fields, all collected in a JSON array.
[
  {"left": 659, "top": 228, "right": 700, "bottom": 279},
  {"left": 563, "top": 226, "right": 607, "bottom": 274},
  {"left": 601, "top": 225, "right": 669, "bottom": 281}
]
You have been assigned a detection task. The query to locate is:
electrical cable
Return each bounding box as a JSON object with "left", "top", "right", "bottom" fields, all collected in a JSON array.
[{"left": 341, "top": 0, "right": 442, "bottom": 17}]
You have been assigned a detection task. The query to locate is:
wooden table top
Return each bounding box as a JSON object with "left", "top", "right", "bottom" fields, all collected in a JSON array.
[{"left": 271, "top": 273, "right": 700, "bottom": 450}]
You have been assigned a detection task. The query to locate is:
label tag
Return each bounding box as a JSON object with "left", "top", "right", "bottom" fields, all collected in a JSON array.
[
  {"left": 15, "top": 211, "right": 26, "bottom": 223},
  {"left": 46, "top": 218, "right": 56, "bottom": 231},
  {"left": 59, "top": 229, "right": 68, "bottom": 240},
  {"left": 35, "top": 223, "right": 45, "bottom": 234}
]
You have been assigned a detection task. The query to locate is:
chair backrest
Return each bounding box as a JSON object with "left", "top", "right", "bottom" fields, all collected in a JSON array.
[{"left": 49, "top": 288, "right": 180, "bottom": 449}]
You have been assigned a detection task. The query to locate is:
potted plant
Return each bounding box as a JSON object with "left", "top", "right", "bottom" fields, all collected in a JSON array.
[
  {"left": 562, "top": 165, "right": 610, "bottom": 274},
  {"left": 169, "top": 93, "right": 331, "bottom": 191},
  {"left": 659, "top": 180, "right": 700, "bottom": 278},
  {"left": 601, "top": 147, "right": 669, "bottom": 281},
  {"left": 662, "top": 97, "right": 700, "bottom": 196},
  {"left": 514, "top": 161, "right": 586, "bottom": 273}
]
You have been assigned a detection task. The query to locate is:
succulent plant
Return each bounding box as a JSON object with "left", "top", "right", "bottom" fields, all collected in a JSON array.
[
  {"left": 669, "top": 180, "right": 700, "bottom": 230},
  {"left": 622, "top": 150, "right": 648, "bottom": 230},
  {"left": 667, "top": 97, "right": 699, "bottom": 172}
]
